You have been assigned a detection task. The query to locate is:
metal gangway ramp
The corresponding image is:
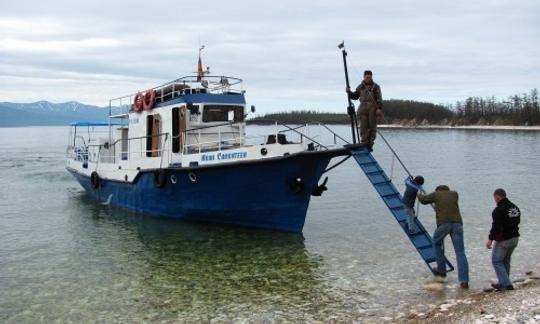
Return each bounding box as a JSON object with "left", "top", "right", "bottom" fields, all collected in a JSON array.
[{"left": 346, "top": 143, "right": 454, "bottom": 273}]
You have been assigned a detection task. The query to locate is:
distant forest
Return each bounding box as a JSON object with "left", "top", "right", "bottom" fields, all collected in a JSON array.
[
  {"left": 248, "top": 89, "right": 539, "bottom": 126},
  {"left": 454, "top": 89, "right": 539, "bottom": 125}
]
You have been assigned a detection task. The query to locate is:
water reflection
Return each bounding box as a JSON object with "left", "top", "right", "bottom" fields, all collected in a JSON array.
[{"left": 63, "top": 193, "right": 351, "bottom": 321}]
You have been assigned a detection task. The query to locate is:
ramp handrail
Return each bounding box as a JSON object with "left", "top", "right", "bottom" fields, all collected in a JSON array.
[{"left": 377, "top": 130, "right": 413, "bottom": 178}]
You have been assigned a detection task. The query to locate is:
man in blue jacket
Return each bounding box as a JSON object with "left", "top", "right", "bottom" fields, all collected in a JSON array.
[
  {"left": 486, "top": 188, "right": 521, "bottom": 291},
  {"left": 402, "top": 175, "right": 424, "bottom": 234}
]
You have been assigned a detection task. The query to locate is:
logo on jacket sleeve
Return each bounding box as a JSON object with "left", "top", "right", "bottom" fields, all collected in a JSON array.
[{"left": 508, "top": 207, "right": 520, "bottom": 218}]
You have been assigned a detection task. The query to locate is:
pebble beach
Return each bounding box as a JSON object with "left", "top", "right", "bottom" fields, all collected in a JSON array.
[{"left": 394, "top": 262, "right": 540, "bottom": 323}]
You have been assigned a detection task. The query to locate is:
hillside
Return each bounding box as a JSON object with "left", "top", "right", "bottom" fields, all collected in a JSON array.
[
  {"left": 248, "top": 99, "right": 455, "bottom": 125},
  {"left": 249, "top": 90, "right": 539, "bottom": 126},
  {"left": 2, "top": 89, "right": 538, "bottom": 127},
  {"left": 0, "top": 101, "right": 111, "bottom": 127}
]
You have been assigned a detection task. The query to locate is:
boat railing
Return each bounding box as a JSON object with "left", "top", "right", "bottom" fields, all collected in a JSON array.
[
  {"left": 67, "top": 121, "right": 351, "bottom": 166},
  {"left": 178, "top": 121, "right": 298, "bottom": 155},
  {"left": 178, "top": 120, "right": 350, "bottom": 154},
  {"left": 277, "top": 122, "right": 350, "bottom": 149},
  {"left": 180, "top": 121, "right": 244, "bottom": 154},
  {"left": 68, "top": 132, "right": 172, "bottom": 166},
  {"left": 248, "top": 120, "right": 351, "bottom": 149},
  {"left": 109, "top": 75, "right": 244, "bottom": 117},
  {"left": 68, "top": 124, "right": 112, "bottom": 147}
]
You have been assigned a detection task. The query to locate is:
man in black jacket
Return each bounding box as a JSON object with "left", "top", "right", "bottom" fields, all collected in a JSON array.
[{"left": 485, "top": 188, "right": 520, "bottom": 291}]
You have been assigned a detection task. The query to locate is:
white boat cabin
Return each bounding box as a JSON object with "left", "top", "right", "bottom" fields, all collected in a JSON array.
[{"left": 66, "top": 75, "right": 311, "bottom": 181}]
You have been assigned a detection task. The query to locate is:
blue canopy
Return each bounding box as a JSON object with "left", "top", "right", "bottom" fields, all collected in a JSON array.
[{"left": 70, "top": 122, "right": 124, "bottom": 127}]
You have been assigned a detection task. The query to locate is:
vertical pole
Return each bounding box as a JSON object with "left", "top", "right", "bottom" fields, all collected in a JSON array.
[
  {"left": 218, "top": 126, "right": 221, "bottom": 150},
  {"left": 108, "top": 100, "right": 112, "bottom": 146},
  {"left": 338, "top": 42, "right": 357, "bottom": 144},
  {"left": 274, "top": 121, "right": 278, "bottom": 145}
]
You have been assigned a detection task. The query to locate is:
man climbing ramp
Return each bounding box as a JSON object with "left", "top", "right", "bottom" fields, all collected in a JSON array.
[
  {"left": 346, "top": 70, "right": 383, "bottom": 151},
  {"left": 402, "top": 175, "right": 425, "bottom": 234},
  {"left": 418, "top": 185, "right": 470, "bottom": 289}
]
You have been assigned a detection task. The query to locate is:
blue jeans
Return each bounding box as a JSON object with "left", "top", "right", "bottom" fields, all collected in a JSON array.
[
  {"left": 404, "top": 206, "right": 416, "bottom": 231},
  {"left": 492, "top": 237, "right": 519, "bottom": 287},
  {"left": 432, "top": 222, "right": 469, "bottom": 283}
]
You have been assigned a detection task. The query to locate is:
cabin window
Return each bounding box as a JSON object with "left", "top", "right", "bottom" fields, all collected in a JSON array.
[
  {"left": 202, "top": 105, "right": 244, "bottom": 122},
  {"left": 187, "top": 104, "right": 200, "bottom": 122}
]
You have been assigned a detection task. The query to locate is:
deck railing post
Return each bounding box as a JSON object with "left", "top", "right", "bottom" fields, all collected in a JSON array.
[
  {"left": 218, "top": 126, "right": 221, "bottom": 151},
  {"left": 274, "top": 122, "right": 278, "bottom": 144}
]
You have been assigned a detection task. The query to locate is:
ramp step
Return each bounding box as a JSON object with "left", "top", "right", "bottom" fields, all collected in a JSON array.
[{"left": 349, "top": 147, "right": 454, "bottom": 273}]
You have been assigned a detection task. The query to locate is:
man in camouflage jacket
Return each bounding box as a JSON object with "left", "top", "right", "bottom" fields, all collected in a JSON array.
[{"left": 346, "top": 70, "right": 383, "bottom": 151}]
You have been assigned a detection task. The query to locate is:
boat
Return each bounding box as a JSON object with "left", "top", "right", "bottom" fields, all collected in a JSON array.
[
  {"left": 66, "top": 61, "right": 350, "bottom": 232},
  {"left": 66, "top": 47, "right": 457, "bottom": 274}
]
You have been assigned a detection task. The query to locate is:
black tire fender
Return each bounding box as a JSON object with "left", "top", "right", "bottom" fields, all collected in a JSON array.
[
  {"left": 90, "top": 171, "right": 100, "bottom": 189},
  {"left": 154, "top": 170, "right": 167, "bottom": 188}
]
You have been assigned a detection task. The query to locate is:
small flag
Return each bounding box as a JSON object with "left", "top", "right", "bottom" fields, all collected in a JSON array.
[
  {"left": 197, "top": 45, "right": 205, "bottom": 82},
  {"left": 197, "top": 55, "right": 203, "bottom": 82}
]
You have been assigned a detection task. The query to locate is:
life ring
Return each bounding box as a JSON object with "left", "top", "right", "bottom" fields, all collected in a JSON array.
[
  {"left": 154, "top": 169, "right": 166, "bottom": 188},
  {"left": 143, "top": 89, "right": 156, "bottom": 111},
  {"left": 133, "top": 92, "right": 143, "bottom": 112},
  {"left": 90, "top": 171, "right": 100, "bottom": 189}
]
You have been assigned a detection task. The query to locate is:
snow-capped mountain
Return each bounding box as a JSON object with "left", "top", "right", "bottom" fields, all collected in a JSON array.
[{"left": 0, "top": 101, "right": 120, "bottom": 126}]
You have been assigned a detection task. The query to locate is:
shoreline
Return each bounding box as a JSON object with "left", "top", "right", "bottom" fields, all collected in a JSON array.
[
  {"left": 246, "top": 121, "right": 540, "bottom": 131},
  {"left": 379, "top": 124, "right": 540, "bottom": 131},
  {"left": 2, "top": 124, "right": 540, "bottom": 131},
  {"left": 393, "top": 262, "right": 540, "bottom": 323}
]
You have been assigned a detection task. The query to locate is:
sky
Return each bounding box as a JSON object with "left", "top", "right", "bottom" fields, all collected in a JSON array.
[{"left": 0, "top": 0, "right": 538, "bottom": 114}]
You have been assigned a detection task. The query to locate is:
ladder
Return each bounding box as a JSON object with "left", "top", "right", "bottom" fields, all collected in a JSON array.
[{"left": 347, "top": 144, "right": 454, "bottom": 273}]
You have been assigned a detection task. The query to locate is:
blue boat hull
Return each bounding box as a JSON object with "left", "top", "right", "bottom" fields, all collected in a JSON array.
[{"left": 67, "top": 150, "right": 347, "bottom": 232}]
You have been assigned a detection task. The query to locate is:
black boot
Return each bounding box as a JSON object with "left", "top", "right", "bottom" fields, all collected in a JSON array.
[{"left": 367, "top": 142, "right": 373, "bottom": 152}]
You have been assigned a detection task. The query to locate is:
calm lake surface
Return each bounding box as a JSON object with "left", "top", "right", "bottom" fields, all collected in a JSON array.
[{"left": 1, "top": 125, "right": 539, "bottom": 322}]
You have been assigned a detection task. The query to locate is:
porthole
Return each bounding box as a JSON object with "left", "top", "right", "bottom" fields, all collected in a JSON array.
[
  {"left": 188, "top": 172, "right": 197, "bottom": 182},
  {"left": 170, "top": 174, "right": 178, "bottom": 184}
]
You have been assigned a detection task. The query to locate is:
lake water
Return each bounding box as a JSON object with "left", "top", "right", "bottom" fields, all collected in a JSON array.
[{"left": 1, "top": 125, "right": 539, "bottom": 322}]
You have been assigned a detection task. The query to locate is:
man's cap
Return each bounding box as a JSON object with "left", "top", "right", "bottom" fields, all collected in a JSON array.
[
  {"left": 364, "top": 70, "right": 373, "bottom": 76},
  {"left": 413, "top": 176, "right": 424, "bottom": 186}
]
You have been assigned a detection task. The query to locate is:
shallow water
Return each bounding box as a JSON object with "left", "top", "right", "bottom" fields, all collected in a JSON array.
[{"left": 0, "top": 126, "right": 539, "bottom": 322}]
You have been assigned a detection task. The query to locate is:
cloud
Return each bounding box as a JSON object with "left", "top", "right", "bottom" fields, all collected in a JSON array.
[{"left": 0, "top": 0, "right": 538, "bottom": 113}]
